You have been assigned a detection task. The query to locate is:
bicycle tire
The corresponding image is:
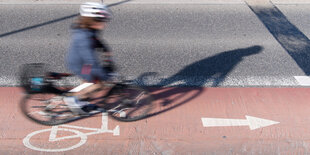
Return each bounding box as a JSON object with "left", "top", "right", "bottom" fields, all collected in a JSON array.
[
  {"left": 107, "top": 85, "right": 153, "bottom": 122},
  {"left": 20, "top": 93, "right": 76, "bottom": 126}
]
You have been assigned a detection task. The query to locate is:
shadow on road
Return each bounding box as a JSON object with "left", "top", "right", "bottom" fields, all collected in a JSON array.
[
  {"left": 0, "top": 0, "right": 131, "bottom": 38},
  {"left": 139, "top": 45, "right": 263, "bottom": 119},
  {"left": 156, "top": 45, "right": 262, "bottom": 87}
]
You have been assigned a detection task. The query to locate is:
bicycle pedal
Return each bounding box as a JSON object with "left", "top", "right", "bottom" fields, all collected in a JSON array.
[
  {"left": 119, "top": 111, "right": 126, "bottom": 118},
  {"left": 90, "top": 108, "right": 106, "bottom": 113}
]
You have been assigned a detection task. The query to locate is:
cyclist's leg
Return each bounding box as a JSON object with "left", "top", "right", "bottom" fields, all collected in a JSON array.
[
  {"left": 63, "top": 79, "right": 103, "bottom": 114},
  {"left": 68, "top": 70, "right": 105, "bottom": 100},
  {"left": 64, "top": 68, "right": 111, "bottom": 114},
  {"left": 73, "top": 81, "right": 104, "bottom": 100}
]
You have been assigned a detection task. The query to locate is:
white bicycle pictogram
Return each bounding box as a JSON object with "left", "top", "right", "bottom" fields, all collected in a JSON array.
[{"left": 23, "top": 112, "right": 119, "bottom": 152}]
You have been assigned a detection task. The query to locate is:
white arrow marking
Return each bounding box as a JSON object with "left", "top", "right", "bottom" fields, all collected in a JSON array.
[{"left": 201, "top": 115, "right": 279, "bottom": 130}]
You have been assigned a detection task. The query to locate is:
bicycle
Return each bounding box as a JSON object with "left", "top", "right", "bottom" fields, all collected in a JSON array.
[{"left": 19, "top": 63, "right": 154, "bottom": 126}]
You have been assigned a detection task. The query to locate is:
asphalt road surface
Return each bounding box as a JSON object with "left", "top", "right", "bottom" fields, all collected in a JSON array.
[{"left": 1, "top": 1, "right": 310, "bottom": 87}]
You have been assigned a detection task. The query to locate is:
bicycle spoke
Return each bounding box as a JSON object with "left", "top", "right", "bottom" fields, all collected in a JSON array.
[
  {"left": 21, "top": 93, "right": 75, "bottom": 125},
  {"left": 134, "top": 92, "right": 145, "bottom": 104}
]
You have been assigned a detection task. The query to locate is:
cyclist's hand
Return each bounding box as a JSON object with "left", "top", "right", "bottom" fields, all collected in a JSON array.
[
  {"left": 103, "top": 62, "right": 116, "bottom": 72},
  {"left": 102, "top": 51, "right": 116, "bottom": 72}
]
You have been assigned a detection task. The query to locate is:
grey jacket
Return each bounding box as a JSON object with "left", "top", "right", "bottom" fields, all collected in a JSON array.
[{"left": 66, "top": 28, "right": 108, "bottom": 82}]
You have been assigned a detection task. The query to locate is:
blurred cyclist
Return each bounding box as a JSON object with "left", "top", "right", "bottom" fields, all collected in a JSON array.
[{"left": 64, "top": 2, "right": 114, "bottom": 115}]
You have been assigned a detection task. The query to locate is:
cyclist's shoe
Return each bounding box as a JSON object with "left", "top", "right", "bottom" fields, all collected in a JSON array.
[
  {"left": 121, "top": 99, "right": 135, "bottom": 107},
  {"left": 82, "top": 104, "right": 106, "bottom": 113},
  {"left": 64, "top": 96, "right": 90, "bottom": 115}
]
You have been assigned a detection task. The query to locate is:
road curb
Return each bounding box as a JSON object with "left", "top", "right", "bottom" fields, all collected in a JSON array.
[
  {"left": 0, "top": 0, "right": 243, "bottom": 5},
  {"left": 1, "top": 0, "right": 310, "bottom": 5},
  {"left": 0, "top": 0, "right": 101, "bottom": 4}
]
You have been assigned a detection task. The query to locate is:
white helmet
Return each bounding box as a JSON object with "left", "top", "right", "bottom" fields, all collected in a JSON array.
[{"left": 80, "top": 2, "right": 112, "bottom": 21}]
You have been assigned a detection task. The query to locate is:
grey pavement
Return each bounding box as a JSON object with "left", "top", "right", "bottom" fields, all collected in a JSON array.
[{"left": 1, "top": 0, "right": 310, "bottom": 87}]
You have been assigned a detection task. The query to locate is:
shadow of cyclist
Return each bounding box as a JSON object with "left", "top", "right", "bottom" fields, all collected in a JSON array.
[
  {"left": 157, "top": 45, "right": 263, "bottom": 87},
  {"left": 142, "top": 45, "right": 263, "bottom": 118}
]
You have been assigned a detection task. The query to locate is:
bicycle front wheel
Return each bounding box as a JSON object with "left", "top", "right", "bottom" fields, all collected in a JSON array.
[
  {"left": 20, "top": 93, "right": 75, "bottom": 126},
  {"left": 107, "top": 85, "right": 153, "bottom": 122}
]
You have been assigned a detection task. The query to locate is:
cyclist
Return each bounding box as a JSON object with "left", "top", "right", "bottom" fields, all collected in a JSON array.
[{"left": 64, "top": 2, "right": 114, "bottom": 115}]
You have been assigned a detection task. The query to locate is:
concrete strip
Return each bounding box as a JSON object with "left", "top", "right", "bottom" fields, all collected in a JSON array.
[
  {"left": 0, "top": 0, "right": 101, "bottom": 4},
  {"left": 0, "top": 0, "right": 244, "bottom": 5},
  {"left": 1, "top": 0, "right": 310, "bottom": 5},
  {"left": 294, "top": 76, "right": 310, "bottom": 86},
  {"left": 1, "top": 75, "right": 302, "bottom": 87},
  {"left": 112, "top": 0, "right": 244, "bottom": 4}
]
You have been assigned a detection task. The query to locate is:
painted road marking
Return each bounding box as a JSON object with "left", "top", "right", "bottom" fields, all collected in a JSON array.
[
  {"left": 294, "top": 76, "right": 310, "bottom": 86},
  {"left": 49, "top": 126, "right": 58, "bottom": 141},
  {"left": 23, "top": 128, "right": 87, "bottom": 152},
  {"left": 23, "top": 113, "right": 119, "bottom": 152},
  {"left": 201, "top": 115, "right": 279, "bottom": 130}
]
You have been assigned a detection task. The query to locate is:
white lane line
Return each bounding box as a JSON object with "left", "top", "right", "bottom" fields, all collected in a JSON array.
[{"left": 294, "top": 76, "right": 310, "bottom": 86}]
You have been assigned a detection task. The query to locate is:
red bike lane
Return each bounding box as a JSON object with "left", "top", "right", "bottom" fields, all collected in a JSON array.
[{"left": 1, "top": 87, "right": 310, "bottom": 154}]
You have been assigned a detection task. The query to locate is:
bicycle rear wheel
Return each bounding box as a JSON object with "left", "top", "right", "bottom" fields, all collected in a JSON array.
[
  {"left": 106, "top": 85, "right": 153, "bottom": 122},
  {"left": 20, "top": 93, "right": 75, "bottom": 126}
]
